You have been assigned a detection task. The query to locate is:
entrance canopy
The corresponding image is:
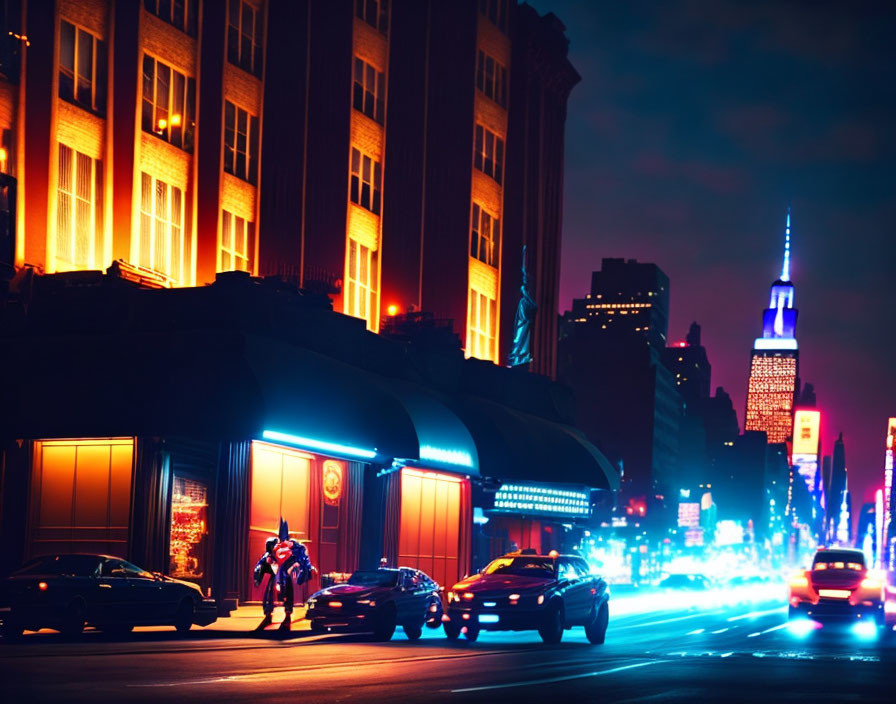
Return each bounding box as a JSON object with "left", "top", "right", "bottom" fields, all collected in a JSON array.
[{"left": 449, "top": 396, "right": 620, "bottom": 491}]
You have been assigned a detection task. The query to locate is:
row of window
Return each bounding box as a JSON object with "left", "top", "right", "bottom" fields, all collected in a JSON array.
[
  {"left": 144, "top": 0, "right": 198, "bottom": 37},
  {"left": 60, "top": 20, "right": 107, "bottom": 117}
]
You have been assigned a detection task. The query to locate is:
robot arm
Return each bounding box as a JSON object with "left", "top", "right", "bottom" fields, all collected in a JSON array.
[{"left": 253, "top": 553, "right": 271, "bottom": 587}]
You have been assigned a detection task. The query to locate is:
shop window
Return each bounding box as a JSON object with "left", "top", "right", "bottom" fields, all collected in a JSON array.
[
  {"left": 398, "top": 468, "right": 465, "bottom": 589},
  {"left": 30, "top": 439, "right": 134, "bottom": 558},
  {"left": 168, "top": 476, "right": 208, "bottom": 580},
  {"left": 248, "top": 441, "right": 311, "bottom": 600}
]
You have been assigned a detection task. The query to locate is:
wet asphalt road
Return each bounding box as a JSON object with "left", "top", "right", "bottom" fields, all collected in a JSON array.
[{"left": 2, "top": 597, "right": 895, "bottom": 703}]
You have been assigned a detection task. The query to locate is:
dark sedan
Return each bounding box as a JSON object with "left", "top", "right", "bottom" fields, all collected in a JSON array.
[
  {"left": 444, "top": 552, "right": 609, "bottom": 644},
  {"left": 0, "top": 554, "right": 217, "bottom": 639},
  {"left": 306, "top": 567, "right": 443, "bottom": 641}
]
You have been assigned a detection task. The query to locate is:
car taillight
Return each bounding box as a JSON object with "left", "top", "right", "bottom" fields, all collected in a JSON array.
[
  {"left": 463, "top": 592, "right": 474, "bottom": 601},
  {"left": 329, "top": 601, "right": 342, "bottom": 608},
  {"left": 38, "top": 582, "right": 48, "bottom": 591},
  {"left": 537, "top": 594, "right": 545, "bottom": 605}
]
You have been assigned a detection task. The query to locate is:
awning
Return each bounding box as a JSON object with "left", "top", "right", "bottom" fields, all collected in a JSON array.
[
  {"left": 0, "top": 330, "right": 420, "bottom": 463},
  {"left": 449, "top": 395, "right": 620, "bottom": 491},
  {"left": 382, "top": 379, "right": 479, "bottom": 476}
]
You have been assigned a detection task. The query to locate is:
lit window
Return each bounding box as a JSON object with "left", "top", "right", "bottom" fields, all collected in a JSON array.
[
  {"left": 355, "top": 0, "right": 389, "bottom": 34},
  {"left": 476, "top": 50, "right": 507, "bottom": 107},
  {"left": 142, "top": 55, "right": 196, "bottom": 152},
  {"left": 478, "top": 0, "right": 508, "bottom": 33},
  {"left": 56, "top": 144, "right": 102, "bottom": 271},
  {"left": 59, "top": 20, "right": 107, "bottom": 116},
  {"left": 137, "top": 172, "right": 185, "bottom": 285},
  {"left": 224, "top": 101, "right": 259, "bottom": 184},
  {"left": 228, "top": 0, "right": 264, "bottom": 77},
  {"left": 1, "top": 128, "right": 15, "bottom": 176},
  {"left": 473, "top": 125, "right": 504, "bottom": 185},
  {"left": 346, "top": 238, "right": 379, "bottom": 331},
  {"left": 471, "top": 202, "right": 500, "bottom": 267},
  {"left": 220, "top": 210, "right": 253, "bottom": 273},
  {"left": 467, "top": 288, "right": 497, "bottom": 362},
  {"left": 353, "top": 56, "right": 385, "bottom": 124},
  {"left": 350, "top": 148, "right": 382, "bottom": 215},
  {"left": 144, "top": 0, "right": 198, "bottom": 36}
]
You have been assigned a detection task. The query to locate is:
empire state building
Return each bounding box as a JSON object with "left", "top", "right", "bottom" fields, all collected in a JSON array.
[{"left": 745, "top": 207, "right": 799, "bottom": 444}]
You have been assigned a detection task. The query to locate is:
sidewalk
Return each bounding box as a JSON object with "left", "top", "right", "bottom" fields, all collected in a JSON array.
[{"left": 202, "top": 603, "right": 312, "bottom": 634}]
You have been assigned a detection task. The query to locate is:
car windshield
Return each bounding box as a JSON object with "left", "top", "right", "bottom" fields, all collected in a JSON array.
[
  {"left": 483, "top": 557, "right": 555, "bottom": 578},
  {"left": 13, "top": 555, "right": 100, "bottom": 577},
  {"left": 348, "top": 570, "right": 399, "bottom": 587},
  {"left": 812, "top": 551, "right": 865, "bottom": 570}
]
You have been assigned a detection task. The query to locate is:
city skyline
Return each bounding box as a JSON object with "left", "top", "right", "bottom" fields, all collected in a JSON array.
[{"left": 539, "top": 0, "right": 895, "bottom": 505}]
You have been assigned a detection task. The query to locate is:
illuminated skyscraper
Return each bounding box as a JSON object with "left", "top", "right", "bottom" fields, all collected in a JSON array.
[{"left": 745, "top": 207, "right": 799, "bottom": 445}]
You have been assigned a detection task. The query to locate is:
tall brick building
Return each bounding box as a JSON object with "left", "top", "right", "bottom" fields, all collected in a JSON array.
[{"left": 1, "top": 0, "right": 578, "bottom": 374}]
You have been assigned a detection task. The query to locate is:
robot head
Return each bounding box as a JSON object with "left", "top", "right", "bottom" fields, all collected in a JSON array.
[
  {"left": 279, "top": 517, "right": 290, "bottom": 542},
  {"left": 265, "top": 537, "right": 277, "bottom": 553}
]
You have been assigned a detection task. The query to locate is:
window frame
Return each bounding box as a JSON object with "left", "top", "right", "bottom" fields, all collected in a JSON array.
[
  {"left": 467, "top": 288, "right": 497, "bottom": 362},
  {"left": 355, "top": 0, "right": 389, "bottom": 35},
  {"left": 470, "top": 202, "right": 500, "bottom": 268},
  {"left": 223, "top": 100, "right": 260, "bottom": 185},
  {"left": 227, "top": 0, "right": 264, "bottom": 77},
  {"left": 220, "top": 209, "right": 254, "bottom": 273},
  {"left": 349, "top": 147, "right": 382, "bottom": 216},
  {"left": 142, "top": 54, "right": 196, "bottom": 152},
  {"left": 143, "top": 0, "right": 199, "bottom": 37},
  {"left": 352, "top": 56, "right": 386, "bottom": 124},
  {"left": 475, "top": 49, "right": 507, "bottom": 108},
  {"left": 473, "top": 124, "right": 504, "bottom": 185},
  {"left": 138, "top": 172, "right": 186, "bottom": 285},
  {"left": 55, "top": 142, "right": 102, "bottom": 271},
  {"left": 59, "top": 19, "right": 107, "bottom": 116},
  {"left": 346, "top": 237, "right": 379, "bottom": 331}
]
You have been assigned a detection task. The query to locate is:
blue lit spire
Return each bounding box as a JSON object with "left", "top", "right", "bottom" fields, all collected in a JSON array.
[{"left": 781, "top": 205, "right": 792, "bottom": 282}]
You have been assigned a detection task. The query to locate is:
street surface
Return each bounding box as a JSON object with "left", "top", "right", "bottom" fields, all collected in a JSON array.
[{"left": 2, "top": 593, "right": 895, "bottom": 703}]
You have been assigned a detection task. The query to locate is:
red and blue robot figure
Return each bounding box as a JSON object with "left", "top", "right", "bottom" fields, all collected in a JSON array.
[{"left": 253, "top": 518, "right": 314, "bottom": 631}]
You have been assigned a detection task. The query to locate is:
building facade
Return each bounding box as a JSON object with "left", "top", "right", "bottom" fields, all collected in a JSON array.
[
  {"left": 744, "top": 207, "right": 799, "bottom": 445},
  {"left": 2, "top": 0, "right": 577, "bottom": 375}
]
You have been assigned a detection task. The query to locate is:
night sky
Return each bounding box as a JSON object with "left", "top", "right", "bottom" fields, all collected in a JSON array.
[{"left": 532, "top": 0, "right": 896, "bottom": 506}]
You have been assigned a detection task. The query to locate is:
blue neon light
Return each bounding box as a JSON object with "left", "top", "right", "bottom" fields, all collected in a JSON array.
[
  {"left": 781, "top": 206, "right": 791, "bottom": 282},
  {"left": 753, "top": 338, "right": 798, "bottom": 351},
  {"left": 262, "top": 430, "right": 377, "bottom": 459},
  {"left": 478, "top": 614, "right": 500, "bottom": 623},
  {"left": 419, "top": 445, "right": 474, "bottom": 468}
]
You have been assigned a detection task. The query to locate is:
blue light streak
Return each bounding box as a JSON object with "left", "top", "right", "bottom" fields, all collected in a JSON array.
[
  {"left": 419, "top": 444, "right": 474, "bottom": 468},
  {"left": 262, "top": 430, "right": 377, "bottom": 459}
]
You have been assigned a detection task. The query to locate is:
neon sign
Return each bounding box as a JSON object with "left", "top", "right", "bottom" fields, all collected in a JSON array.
[
  {"left": 492, "top": 483, "right": 590, "bottom": 518},
  {"left": 262, "top": 430, "right": 377, "bottom": 460}
]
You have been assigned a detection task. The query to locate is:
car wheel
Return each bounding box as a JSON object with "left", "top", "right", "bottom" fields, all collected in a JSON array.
[
  {"left": 60, "top": 600, "right": 86, "bottom": 637},
  {"left": 443, "top": 620, "right": 461, "bottom": 640},
  {"left": 585, "top": 602, "right": 609, "bottom": 645},
  {"left": 425, "top": 600, "right": 443, "bottom": 628},
  {"left": 174, "top": 599, "right": 194, "bottom": 635},
  {"left": 463, "top": 625, "right": 479, "bottom": 642},
  {"left": 373, "top": 605, "right": 397, "bottom": 641},
  {"left": 538, "top": 602, "right": 564, "bottom": 644},
  {"left": 403, "top": 622, "right": 423, "bottom": 641}
]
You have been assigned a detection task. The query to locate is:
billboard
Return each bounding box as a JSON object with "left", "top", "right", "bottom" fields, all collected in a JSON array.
[{"left": 792, "top": 409, "right": 821, "bottom": 456}]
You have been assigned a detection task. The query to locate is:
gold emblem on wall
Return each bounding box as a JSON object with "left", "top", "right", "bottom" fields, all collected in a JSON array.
[{"left": 322, "top": 460, "right": 343, "bottom": 506}]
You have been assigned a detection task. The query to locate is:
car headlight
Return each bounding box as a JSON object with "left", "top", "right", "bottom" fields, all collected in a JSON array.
[
  {"left": 448, "top": 591, "right": 459, "bottom": 603},
  {"left": 537, "top": 594, "right": 545, "bottom": 605}
]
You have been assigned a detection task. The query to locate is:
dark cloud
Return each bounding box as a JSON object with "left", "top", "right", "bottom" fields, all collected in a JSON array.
[{"left": 534, "top": 0, "right": 896, "bottom": 505}]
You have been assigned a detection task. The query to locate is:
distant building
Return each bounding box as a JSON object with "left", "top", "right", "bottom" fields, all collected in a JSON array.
[
  {"left": 569, "top": 258, "right": 670, "bottom": 350},
  {"left": 744, "top": 207, "right": 799, "bottom": 444},
  {"left": 560, "top": 260, "right": 680, "bottom": 521},
  {"left": 662, "top": 322, "right": 711, "bottom": 405}
]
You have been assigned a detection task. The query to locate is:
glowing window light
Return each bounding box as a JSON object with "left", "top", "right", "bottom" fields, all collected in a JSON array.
[
  {"left": 262, "top": 430, "right": 377, "bottom": 460},
  {"left": 419, "top": 445, "right": 474, "bottom": 468}
]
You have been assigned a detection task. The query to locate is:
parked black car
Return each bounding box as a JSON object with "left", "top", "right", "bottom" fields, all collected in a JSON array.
[
  {"left": 444, "top": 552, "right": 609, "bottom": 644},
  {"left": 0, "top": 554, "right": 217, "bottom": 639},
  {"left": 306, "top": 567, "right": 443, "bottom": 641}
]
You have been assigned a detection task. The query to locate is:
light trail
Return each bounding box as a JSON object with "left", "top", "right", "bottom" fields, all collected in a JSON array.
[{"left": 451, "top": 660, "right": 667, "bottom": 693}]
